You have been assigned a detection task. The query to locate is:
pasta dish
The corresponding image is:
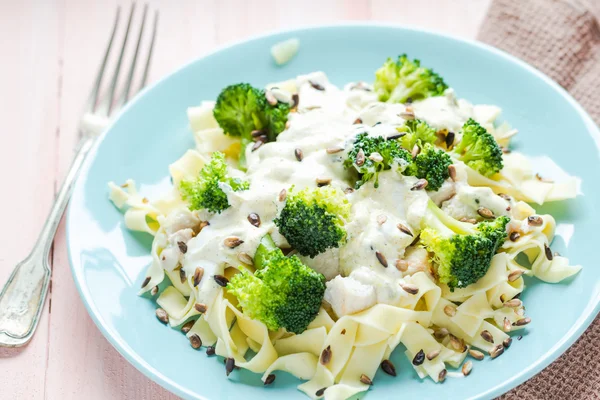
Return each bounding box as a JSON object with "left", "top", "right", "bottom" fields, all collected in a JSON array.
[{"left": 109, "top": 55, "right": 581, "bottom": 399}]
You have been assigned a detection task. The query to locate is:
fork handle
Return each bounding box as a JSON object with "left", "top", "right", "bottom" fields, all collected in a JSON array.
[{"left": 0, "top": 137, "right": 95, "bottom": 347}]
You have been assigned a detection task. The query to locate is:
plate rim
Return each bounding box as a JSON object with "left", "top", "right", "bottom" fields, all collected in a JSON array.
[{"left": 66, "top": 21, "right": 600, "bottom": 400}]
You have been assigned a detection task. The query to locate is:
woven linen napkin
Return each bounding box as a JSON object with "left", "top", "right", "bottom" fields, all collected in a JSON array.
[{"left": 478, "top": 0, "right": 600, "bottom": 398}]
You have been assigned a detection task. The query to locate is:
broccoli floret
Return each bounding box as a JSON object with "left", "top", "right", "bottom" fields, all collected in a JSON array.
[
  {"left": 396, "top": 119, "right": 438, "bottom": 151},
  {"left": 344, "top": 133, "right": 412, "bottom": 188},
  {"left": 374, "top": 54, "right": 448, "bottom": 103},
  {"left": 178, "top": 152, "right": 249, "bottom": 213},
  {"left": 274, "top": 187, "right": 350, "bottom": 258},
  {"left": 264, "top": 101, "right": 290, "bottom": 141},
  {"left": 227, "top": 235, "right": 326, "bottom": 334},
  {"left": 420, "top": 202, "right": 509, "bottom": 290},
  {"left": 213, "top": 83, "right": 290, "bottom": 168},
  {"left": 453, "top": 118, "right": 503, "bottom": 177},
  {"left": 405, "top": 144, "right": 452, "bottom": 191}
]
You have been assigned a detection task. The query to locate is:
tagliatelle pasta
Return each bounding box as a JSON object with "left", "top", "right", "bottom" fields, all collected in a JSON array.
[{"left": 109, "top": 66, "right": 582, "bottom": 400}]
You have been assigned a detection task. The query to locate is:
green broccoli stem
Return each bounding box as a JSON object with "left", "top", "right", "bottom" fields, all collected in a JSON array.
[
  {"left": 254, "top": 234, "right": 278, "bottom": 269},
  {"left": 238, "top": 136, "right": 253, "bottom": 171}
]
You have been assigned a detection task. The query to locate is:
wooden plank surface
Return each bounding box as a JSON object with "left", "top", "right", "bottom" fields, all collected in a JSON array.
[{"left": 0, "top": 1, "right": 490, "bottom": 398}]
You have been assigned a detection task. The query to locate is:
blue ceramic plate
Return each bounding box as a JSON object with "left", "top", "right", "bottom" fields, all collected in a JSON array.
[{"left": 67, "top": 24, "right": 600, "bottom": 400}]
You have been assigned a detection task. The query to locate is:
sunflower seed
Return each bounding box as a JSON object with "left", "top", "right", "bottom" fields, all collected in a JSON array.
[
  {"left": 359, "top": 374, "right": 373, "bottom": 385},
  {"left": 376, "top": 251, "right": 388, "bottom": 268},
  {"left": 498, "top": 193, "right": 511, "bottom": 201},
  {"left": 514, "top": 317, "right": 531, "bottom": 326},
  {"left": 320, "top": 345, "right": 332, "bottom": 365},
  {"left": 225, "top": 357, "right": 236, "bottom": 376},
  {"left": 326, "top": 146, "right": 344, "bottom": 154},
  {"left": 448, "top": 164, "right": 457, "bottom": 181},
  {"left": 264, "top": 374, "right": 276, "bottom": 385},
  {"left": 377, "top": 214, "right": 388, "bottom": 225},
  {"left": 386, "top": 133, "right": 403, "bottom": 140},
  {"left": 469, "top": 349, "right": 485, "bottom": 360},
  {"left": 449, "top": 334, "right": 465, "bottom": 352},
  {"left": 400, "top": 111, "right": 415, "bottom": 120},
  {"left": 490, "top": 344, "right": 504, "bottom": 359},
  {"left": 462, "top": 360, "right": 473, "bottom": 376},
  {"left": 271, "top": 88, "right": 292, "bottom": 104},
  {"left": 309, "top": 80, "right": 325, "bottom": 91},
  {"left": 224, "top": 237, "right": 244, "bottom": 248},
  {"left": 206, "top": 346, "right": 215, "bottom": 356},
  {"left": 237, "top": 252, "right": 254, "bottom": 266},
  {"left": 397, "top": 223, "right": 413, "bottom": 236},
  {"left": 460, "top": 217, "right": 478, "bottom": 224},
  {"left": 344, "top": 187, "right": 355, "bottom": 194},
  {"left": 411, "top": 144, "right": 420, "bottom": 159},
  {"left": 189, "top": 333, "right": 202, "bottom": 349},
  {"left": 544, "top": 244, "right": 553, "bottom": 260},
  {"left": 150, "top": 286, "right": 159, "bottom": 296},
  {"left": 315, "top": 387, "right": 327, "bottom": 397},
  {"left": 353, "top": 117, "right": 363, "bottom": 125},
  {"left": 141, "top": 276, "right": 151, "bottom": 288},
  {"left": 426, "top": 349, "right": 440, "bottom": 360},
  {"left": 527, "top": 215, "right": 543, "bottom": 226},
  {"left": 438, "top": 369, "right": 447, "bottom": 382},
  {"left": 294, "top": 148, "right": 303, "bottom": 161},
  {"left": 356, "top": 149, "right": 365, "bottom": 166},
  {"left": 504, "top": 298, "right": 522, "bottom": 308},
  {"left": 369, "top": 152, "right": 384, "bottom": 163},
  {"left": 251, "top": 129, "right": 265, "bottom": 138},
  {"left": 194, "top": 303, "right": 207, "bottom": 313},
  {"left": 400, "top": 282, "right": 419, "bottom": 295},
  {"left": 444, "top": 305, "right": 457, "bottom": 317},
  {"left": 278, "top": 189, "right": 287, "bottom": 202},
  {"left": 381, "top": 359, "right": 396, "bottom": 376},
  {"left": 411, "top": 179, "right": 428, "bottom": 191},
  {"left": 291, "top": 93, "right": 299, "bottom": 108},
  {"left": 477, "top": 207, "right": 495, "bottom": 219},
  {"left": 247, "top": 213, "right": 261, "bottom": 227},
  {"left": 214, "top": 275, "right": 229, "bottom": 287},
  {"left": 503, "top": 317, "right": 512, "bottom": 332},
  {"left": 179, "top": 268, "right": 187, "bottom": 284},
  {"left": 155, "top": 308, "right": 169, "bottom": 324},
  {"left": 480, "top": 330, "right": 494, "bottom": 343},
  {"left": 395, "top": 259, "right": 409, "bottom": 272},
  {"left": 434, "top": 328, "right": 449, "bottom": 339},
  {"left": 316, "top": 177, "right": 332, "bottom": 187},
  {"left": 193, "top": 267, "right": 204, "bottom": 287},
  {"left": 181, "top": 321, "right": 194, "bottom": 334},
  {"left": 508, "top": 270, "right": 525, "bottom": 282},
  {"left": 412, "top": 349, "right": 425, "bottom": 366},
  {"left": 509, "top": 231, "right": 521, "bottom": 242},
  {"left": 445, "top": 131, "right": 455, "bottom": 148},
  {"left": 265, "top": 90, "right": 277, "bottom": 106},
  {"left": 503, "top": 337, "right": 512, "bottom": 349},
  {"left": 252, "top": 140, "right": 264, "bottom": 151},
  {"left": 177, "top": 241, "right": 188, "bottom": 254}
]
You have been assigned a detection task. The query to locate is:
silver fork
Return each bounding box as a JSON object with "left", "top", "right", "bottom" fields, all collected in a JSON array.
[{"left": 0, "top": 3, "right": 159, "bottom": 347}]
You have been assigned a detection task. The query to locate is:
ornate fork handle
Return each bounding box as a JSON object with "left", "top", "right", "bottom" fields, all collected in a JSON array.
[{"left": 0, "top": 136, "right": 95, "bottom": 347}]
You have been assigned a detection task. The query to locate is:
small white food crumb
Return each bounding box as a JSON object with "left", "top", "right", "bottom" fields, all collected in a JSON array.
[{"left": 271, "top": 38, "right": 299, "bottom": 66}]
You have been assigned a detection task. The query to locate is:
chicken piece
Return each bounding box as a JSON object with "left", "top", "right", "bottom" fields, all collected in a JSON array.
[{"left": 324, "top": 275, "right": 376, "bottom": 318}]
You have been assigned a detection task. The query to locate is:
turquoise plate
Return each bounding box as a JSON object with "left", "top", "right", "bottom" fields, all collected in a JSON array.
[{"left": 67, "top": 24, "right": 600, "bottom": 400}]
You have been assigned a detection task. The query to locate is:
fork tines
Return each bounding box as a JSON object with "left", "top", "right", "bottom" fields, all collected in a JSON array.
[{"left": 88, "top": 3, "right": 159, "bottom": 118}]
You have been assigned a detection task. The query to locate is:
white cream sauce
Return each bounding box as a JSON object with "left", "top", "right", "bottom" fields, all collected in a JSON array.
[{"left": 165, "top": 72, "right": 501, "bottom": 309}]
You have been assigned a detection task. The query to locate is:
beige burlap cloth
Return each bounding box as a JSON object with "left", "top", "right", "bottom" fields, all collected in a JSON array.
[{"left": 478, "top": 0, "right": 600, "bottom": 398}]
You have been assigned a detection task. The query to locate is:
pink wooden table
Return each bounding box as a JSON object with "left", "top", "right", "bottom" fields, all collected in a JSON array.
[{"left": 0, "top": 1, "right": 491, "bottom": 398}]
